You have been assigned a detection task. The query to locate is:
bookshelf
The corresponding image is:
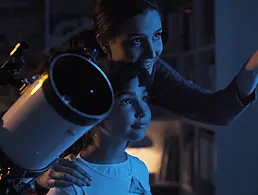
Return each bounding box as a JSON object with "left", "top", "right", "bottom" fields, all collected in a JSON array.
[{"left": 160, "top": 0, "right": 216, "bottom": 194}]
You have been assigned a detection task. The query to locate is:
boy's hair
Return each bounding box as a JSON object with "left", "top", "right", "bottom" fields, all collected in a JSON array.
[{"left": 58, "top": 47, "right": 152, "bottom": 157}]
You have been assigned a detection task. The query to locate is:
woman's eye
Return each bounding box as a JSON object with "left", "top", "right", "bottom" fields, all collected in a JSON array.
[
  {"left": 131, "top": 38, "right": 141, "bottom": 45},
  {"left": 143, "top": 96, "right": 149, "bottom": 103},
  {"left": 121, "top": 99, "right": 132, "bottom": 105},
  {"left": 154, "top": 32, "right": 162, "bottom": 40}
]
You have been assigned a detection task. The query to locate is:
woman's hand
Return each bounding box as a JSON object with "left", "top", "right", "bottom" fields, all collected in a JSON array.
[
  {"left": 236, "top": 51, "right": 258, "bottom": 98},
  {"left": 36, "top": 154, "right": 91, "bottom": 189},
  {"left": 245, "top": 50, "right": 258, "bottom": 71}
]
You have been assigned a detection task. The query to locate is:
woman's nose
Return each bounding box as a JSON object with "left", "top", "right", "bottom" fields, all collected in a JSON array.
[{"left": 135, "top": 112, "right": 145, "bottom": 119}]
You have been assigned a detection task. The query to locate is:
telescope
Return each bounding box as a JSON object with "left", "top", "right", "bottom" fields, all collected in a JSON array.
[{"left": 0, "top": 42, "right": 114, "bottom": 194}]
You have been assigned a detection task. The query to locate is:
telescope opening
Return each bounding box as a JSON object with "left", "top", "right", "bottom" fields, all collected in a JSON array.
[{"left": 51, "top": 54, "right": 113, "bottom": 116}]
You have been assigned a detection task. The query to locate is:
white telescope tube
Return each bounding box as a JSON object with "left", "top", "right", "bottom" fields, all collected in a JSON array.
[{"left": 0, "top": 53, "right": 114, "bottom": 171}]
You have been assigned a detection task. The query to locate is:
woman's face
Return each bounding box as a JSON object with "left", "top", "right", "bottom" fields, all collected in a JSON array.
[
  {"left": 102, "top": 76, "right": 151, "bottom": 142},
  {"left": 105, "top": 9, "right": 163, "bottom": 73}
]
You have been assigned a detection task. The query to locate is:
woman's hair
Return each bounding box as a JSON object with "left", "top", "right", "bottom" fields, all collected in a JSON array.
[
  {"left": 33, "top": 30, "right": 106, "bottom": 75},
  {"left": 35, "top": 0, "right": 162, "bottom": 76},
  {"left": 93, "top": 0, "right": 161, "bottom": 40},
  {"left": 60, "top": 30, "right": 99, "bottom": 53}
]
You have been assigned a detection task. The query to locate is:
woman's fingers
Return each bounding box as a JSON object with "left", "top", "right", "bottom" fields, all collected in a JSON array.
[
  {"left": 37, "top": 155, "right": 92, "bottom": 189},
  {"left": 54, "top": 158, "right": 92, "bottom": 182},
  {"left": 48, "top": 170, "right": 90, "bottom": 187},
  {"left": 46, "top": 178, "right": 74, "bottom": 188}
]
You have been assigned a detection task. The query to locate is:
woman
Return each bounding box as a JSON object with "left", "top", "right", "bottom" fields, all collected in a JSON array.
[
  {"left": 45, "top": 61, "right": 153, "bottom": 195},
  {"left": 37, "top": 0, "right": 258, "bottom": 190},
  {"left": 92, "top": 0, "right": 256, "bottom": 125}
]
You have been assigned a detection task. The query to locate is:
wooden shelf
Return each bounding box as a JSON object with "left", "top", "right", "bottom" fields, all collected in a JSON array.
[
  {"left": 161, "top": 1, "right": 216, "bottom": 194},
  {"left": 161, "top": 44, "right": 214, "bottom": 59}
]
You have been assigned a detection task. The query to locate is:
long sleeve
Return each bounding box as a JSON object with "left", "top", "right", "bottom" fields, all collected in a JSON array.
[{"left": 150, "top": 58, "right": 256, "bottom": 126}]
